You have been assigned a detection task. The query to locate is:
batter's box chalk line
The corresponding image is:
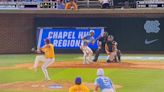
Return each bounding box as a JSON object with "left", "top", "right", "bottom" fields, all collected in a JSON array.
[
  {"left": 48, "top": 84, "right": 63, "bottom": 89},
  {"left": 31, "top": 84, "right": 46, "bottom": 88}
]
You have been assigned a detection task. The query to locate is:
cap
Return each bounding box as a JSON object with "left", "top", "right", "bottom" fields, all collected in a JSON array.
[
  {"left": 44, "top": 38, "right": 50, "bottom": 44},
  {"left": 97, "top": 68, "right": 104, "bottom": 76},
  {"left": 75, "top": 77, "right": 82, "bottom": 85}
]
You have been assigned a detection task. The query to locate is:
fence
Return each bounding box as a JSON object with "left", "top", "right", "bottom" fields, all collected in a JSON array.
[{"left": 0, "top": 10, "right": 164, "bottom": 54}]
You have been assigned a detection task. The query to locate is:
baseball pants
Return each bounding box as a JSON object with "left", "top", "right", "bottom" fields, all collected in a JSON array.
[
  {"left": 80, "top": 46, "right": 93, "bottom": 64},
  {"left": 33, "top": 55, "right": 54, "bottom": 80},
  {"left": 93, "top": 47, "right": 105, "bottom": 62},
  {"left": 107, "top": 51, "right": 117, "bottom": 61}
]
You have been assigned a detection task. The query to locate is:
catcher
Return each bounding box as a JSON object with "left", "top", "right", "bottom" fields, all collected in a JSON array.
[{"left": 105, "top": 35, "right": 121, "bottom": 63}]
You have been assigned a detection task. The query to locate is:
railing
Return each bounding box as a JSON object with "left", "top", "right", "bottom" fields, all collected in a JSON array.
[{"left": 77, "top": 0, "right": 102, "bottom": 8}]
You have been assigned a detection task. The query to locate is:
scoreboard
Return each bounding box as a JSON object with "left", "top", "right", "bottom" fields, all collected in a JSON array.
[{"left": 136, "top": 1, "right": 164, "bottom": 8}]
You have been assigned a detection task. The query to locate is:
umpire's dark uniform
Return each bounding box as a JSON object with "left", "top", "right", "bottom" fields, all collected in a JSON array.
[{"left": 93, "top": 32, "right": 108, "bottom": 62}]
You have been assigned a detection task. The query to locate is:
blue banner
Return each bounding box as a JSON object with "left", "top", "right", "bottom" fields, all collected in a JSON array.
[{"left": 37, "top": 27, "right": 104, "bottom": 49}]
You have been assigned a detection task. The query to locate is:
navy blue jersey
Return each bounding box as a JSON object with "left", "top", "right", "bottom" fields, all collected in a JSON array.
[{"left": 98, "top": 36, "right": 108, "bottom": 48}]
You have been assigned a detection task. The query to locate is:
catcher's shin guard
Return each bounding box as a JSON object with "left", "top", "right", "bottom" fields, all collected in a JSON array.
[
  {"left": 114, "top": 56, "right": 118, "bottom": 62},
  {"left": 117, "top": 50, "right": 121, "bottom": 62},
  {"left": 106, "top": 59, "right": 111, "bottom": 63}
]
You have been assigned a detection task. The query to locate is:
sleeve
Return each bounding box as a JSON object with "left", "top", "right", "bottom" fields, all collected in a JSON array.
[
  {"left": 93, "top": 37, "right": 95, "bottom": 40},
  {"left": 94, "top": 78, "right": 99, "bottom": 86},
  {"left": 40, "top": 45, "right": 46, "bottom": 52},
  {"left": 108, "top": 78, "right": 115, "bottom": 90},
  {"left": 84, "top": 86, "right": 90, "bottom": 92},
  {"left": 105, "top": 43, "right": 110, "bottom": 54},
  {"left": 69, "top": 87, "right": 73, "bottom": 92},
  {"left": 74, "top": 2, "right": 78, "bottom": 10},
  {"left": 65, "top": 3, "right": 69, "bottom": 9},
  {"left": 91, "top": 37, "right": 95, "bottom": 42},
  {"left": 98, "top": 36, "right": 103, "bottom": 41},
  {"left": 110, "top": 80, "right": 116, "bottom": 92},
  {"left": 83, "top": 35, "right": 88, "bottom": 39}
]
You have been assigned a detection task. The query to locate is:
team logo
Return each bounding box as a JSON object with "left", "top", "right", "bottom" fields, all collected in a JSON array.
[
  {"left": 144, "top": 20, "right": 160, "bottom": 45},
  {"left": 145, "top": 39, "right": 158, "bottom": 45},
  {"left": 144, "top": 20, "right": 160, "bottom": 33}
]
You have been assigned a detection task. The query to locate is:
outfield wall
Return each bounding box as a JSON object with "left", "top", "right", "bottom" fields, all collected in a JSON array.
[{"left": 0, "top": 9, "right": 164, "bottom": 54}]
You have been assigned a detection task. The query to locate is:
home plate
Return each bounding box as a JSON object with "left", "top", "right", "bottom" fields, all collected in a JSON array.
[{"left": 48, "top": 84, "right": 63, "bottom": 89}]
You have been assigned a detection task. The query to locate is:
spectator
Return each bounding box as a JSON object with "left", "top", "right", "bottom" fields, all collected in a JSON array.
[
  {"left": 69, "top": 77, "right": 90, "bottom": 92},
  {"left": 99, "top": 0, "right": 111, "bottom": 9},
  {"left": 65, "top": 0, "right": 78, "bottom": 10},
  {"left": 94, "top": 68, "right": 116, "bottom": 92},
  {"left": 57, "top": 0, "right": 65, "bottom": 9},
  {"left": 65, "top": 0, "right": 77, "bottom": 3}
]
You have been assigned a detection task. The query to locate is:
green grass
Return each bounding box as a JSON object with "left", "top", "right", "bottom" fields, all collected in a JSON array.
[
  {"left": 0, "top": 54, "right": 164, "bottom": 92},
  {"left": 0, "top": 54, "right": 35, "bottom": 67},
  {"left": 0, "top": 54, "right": 164, "bottom": 67},
  {"left": 0, "top": 54, "right": 82, "bottom": 67},
  {"left": 0, "top": 68, "right": 164, "bottom": 92}
]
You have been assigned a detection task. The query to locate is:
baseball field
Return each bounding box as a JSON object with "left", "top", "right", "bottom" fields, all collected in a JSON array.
[{"left": 0, "top": 54, "right": 164, "bottom": 92}]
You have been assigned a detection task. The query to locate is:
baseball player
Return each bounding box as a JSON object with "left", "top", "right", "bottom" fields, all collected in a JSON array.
[
  {"left": 33, "top": 39, "right": 55, "bottom": 81},
  {"left": 94, "top": 68, "right": 115, "bottom": 92},
  {"left": 69, "top": 77, "right": 90, "bottom": 92},
  {"left": 80, "top": 30, "right": 95, "bottom": 64},
  {"left": 105, "top": 35, "right": 121, "bottom": 63},
  {"left": 93, "top": 32, "right": 108, "bottom": 62}
]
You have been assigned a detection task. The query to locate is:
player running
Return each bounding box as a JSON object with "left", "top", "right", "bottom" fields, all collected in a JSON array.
[
  {"left": 33, "top": 39, "right": 55, "bottom": 81},
  {"left": 80, "top": 30, "right": 95, "bottom": 64},
  {"left": 94, "top": 68, "right": 116, "bottom": 92}
]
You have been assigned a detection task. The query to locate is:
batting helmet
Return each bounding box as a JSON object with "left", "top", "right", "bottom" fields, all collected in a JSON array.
[{"left": 90, "top": 30, "right": 95, "bottom": 33}]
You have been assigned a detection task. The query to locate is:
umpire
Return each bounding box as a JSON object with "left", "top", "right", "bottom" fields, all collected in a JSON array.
[{"left": 93, "top": 32, "right": 108, "bottom": 62}]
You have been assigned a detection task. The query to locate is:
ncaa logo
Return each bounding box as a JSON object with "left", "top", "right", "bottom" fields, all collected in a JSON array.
[{"left": 144, "top": 20, "right": 160, "bottom": 33}]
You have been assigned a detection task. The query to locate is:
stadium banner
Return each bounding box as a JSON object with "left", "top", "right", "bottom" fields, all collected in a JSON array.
[
  {"left": 35, "top": 17, "right": 164, "bottom": 52},
  {"left": 37, "top": 27, "right": 104, "bottom": 50}
]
